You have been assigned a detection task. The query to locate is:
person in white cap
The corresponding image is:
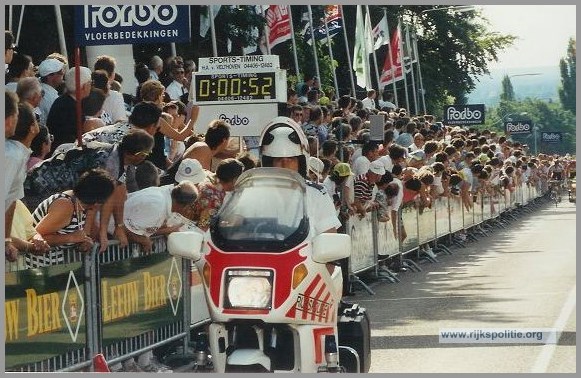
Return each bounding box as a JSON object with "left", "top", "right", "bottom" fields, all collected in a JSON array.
[
  {"left": 307, "top": 156, "right": 325, "bottom": 183},
  {"left": 173, "top": 158, "right": 207, "bottom": 185},
  {"left": 37, "top": 58, "right": 65, "bottom": 126}
]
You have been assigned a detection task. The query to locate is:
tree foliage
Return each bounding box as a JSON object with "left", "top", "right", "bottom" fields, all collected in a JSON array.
[
  {"left": 500, "top": 75, "right": 516, "bottom": 102},
  {"left": 558, "top": 37, "right": 576, "bottom": 115}
]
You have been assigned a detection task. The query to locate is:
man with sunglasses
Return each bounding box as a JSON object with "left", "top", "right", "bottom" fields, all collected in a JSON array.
[{"left": 37, "top": 58, "right": 65, "bottom": 126}]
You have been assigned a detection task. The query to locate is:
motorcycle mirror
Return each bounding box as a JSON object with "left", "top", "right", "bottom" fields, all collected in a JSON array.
[
  {"left": 311, "top": 233, "right": 351, "bottom": 263},
  {"left": 167, "top": 231, "right": 204, "bottom": 261}
]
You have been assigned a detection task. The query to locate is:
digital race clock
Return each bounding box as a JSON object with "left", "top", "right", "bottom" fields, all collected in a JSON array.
[{"left": 193, "top": 72, "right": 277, "bottom": 103}]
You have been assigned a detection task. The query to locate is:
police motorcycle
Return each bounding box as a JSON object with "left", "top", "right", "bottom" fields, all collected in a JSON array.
[{"left": 167, "top": 117, "right": 370, "bottom": 373}]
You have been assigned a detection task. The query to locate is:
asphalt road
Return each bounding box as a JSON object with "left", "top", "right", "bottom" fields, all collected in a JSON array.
[{"left": 351, "top": 198, "right": 576, "bottom": 373}]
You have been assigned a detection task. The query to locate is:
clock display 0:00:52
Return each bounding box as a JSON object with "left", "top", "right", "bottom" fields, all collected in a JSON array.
[{"left": 194, "top": 72, "right": 276, "bottom": 102}]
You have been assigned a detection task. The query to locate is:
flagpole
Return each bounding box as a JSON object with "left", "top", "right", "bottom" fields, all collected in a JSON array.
[
  {"left": 324, "top": 9, "right": 340, "bottom": 99},
  {"left": 288, "top": 6, "right": 301, "bottom": 77},
  {"left": 340, "top": 5, "right": 356, "bottom": 96},
  {"left": 263, "top": 6, "right": 272, "bottom": 55},
  {"left": 307, "top": 5, "right": 321, "bottom": 88},
  {"left": 16, "top": 5, "right": 25, "bottom": 47},
  {"left": 54, "top": 5, "right": 68, "bottom": 58},
  {"left": 382, "top": 7, "right": 399, "bottom": 107},
  {"left": 412, "top": 29, "right": 426, "bottom": 114},
  {"left": 209, "top": 5, "right": 218, "bottom": 56},
  {"left": 405, "top": 23, "right": 418, "bottom": 115},
  {"left": 398, "top": 16, "right": 410, "bottom": 112},
  {"left": 366, "top": 5, "right": 381, "bottom": 94}
]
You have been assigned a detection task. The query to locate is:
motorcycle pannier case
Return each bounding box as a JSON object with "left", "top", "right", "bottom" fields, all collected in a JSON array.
[{"left": 337, "top": 304, "right": 371, "bottom": 373}]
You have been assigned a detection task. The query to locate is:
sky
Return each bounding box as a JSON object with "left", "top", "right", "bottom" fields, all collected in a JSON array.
[{"left": 477, "top": 5, "right": 576, "bottom": 70}]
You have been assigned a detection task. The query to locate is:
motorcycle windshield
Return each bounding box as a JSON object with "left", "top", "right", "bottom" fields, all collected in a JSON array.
[{"left": 210, "top": 168, "right": 310, "bottom": 252}]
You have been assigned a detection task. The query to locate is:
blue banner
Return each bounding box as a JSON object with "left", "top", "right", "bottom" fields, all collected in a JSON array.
[
  {"left": 541, "top": 132, "right": 562, "bottom": 143},
  {"left": 75, "top": 5, "right": 191, "bottom": 46}
]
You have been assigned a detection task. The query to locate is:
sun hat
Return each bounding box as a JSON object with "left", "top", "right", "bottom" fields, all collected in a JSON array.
[
  {"left": 333, "top": 162, "right": 352, "bottom": 177},
  {"left": 175, "top": 158, "right": 206, "bottom": 184},
  {"left": 308, "top": 156, "right": 325, "bottom": 180},
  {"left": 38, "top": 58, "right": 64, "bottom": 77},
  {"left": 369, "top": 160, "right": 386, "bottom": 175}
]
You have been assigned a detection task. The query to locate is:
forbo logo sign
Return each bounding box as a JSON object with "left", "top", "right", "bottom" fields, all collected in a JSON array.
[
  {"left": 446, "top": 107, "right": 482, "bottom": 121},
  {"left": 219, "top": 114, "right": 250, "bottom": 126},
  {"left": 84, "top": 5, "right": 178, "bottom": 28},
  {"left": 542, "top": 133, "right": 561, "bottom": 141},
  {"left": 506, "top": 122, "right": 531, "bottom": 133}
]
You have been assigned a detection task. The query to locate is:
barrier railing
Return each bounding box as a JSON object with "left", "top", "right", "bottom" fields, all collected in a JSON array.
[
  {"left": 5, "top": 236, "right": 194, "bottom": 372},
  {"left": 5, "top": 183, "right": 548, "bottom": 371}
]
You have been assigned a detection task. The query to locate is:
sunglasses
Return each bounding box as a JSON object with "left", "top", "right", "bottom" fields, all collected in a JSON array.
[{"left": 135, "top": 150, "right": 152, "bottom": 157}]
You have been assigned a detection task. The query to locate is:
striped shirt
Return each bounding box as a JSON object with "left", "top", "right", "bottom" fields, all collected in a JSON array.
[
  {"left": 354, "top": 174, "right": 374, "bottom": 202},
  {"left": 26, "top": 193, "right": 86, "bottom": 268}
]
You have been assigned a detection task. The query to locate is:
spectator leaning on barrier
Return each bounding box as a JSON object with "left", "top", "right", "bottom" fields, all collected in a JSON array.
[
  {"left": 27, "top": 169, "right": 115, "bottom": 268},
  {"left": 122, "top": 180, "right": 199, "bottom": 253},
  {"left": 95, "top": 129, "right": 155, "bottom": 252},
  {"left": 189, "top": 158, "right": 245, "bottom": 231},
  {"left": 353, "top": 160, "right": 386, "bottom": 218}
]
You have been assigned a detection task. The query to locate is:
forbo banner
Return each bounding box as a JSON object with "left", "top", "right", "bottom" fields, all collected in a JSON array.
[
  {"left": 75, "top": 5, "right": 191, "bottom": 46},
  {"left": 504, "top": 121, "right": 533, "bottom": 134},
  {"left": 443, "top": 104, "right": 485, "bottom": 125},
  {"left": 541, "top": 132, "right": 562, "bottom": 143}
]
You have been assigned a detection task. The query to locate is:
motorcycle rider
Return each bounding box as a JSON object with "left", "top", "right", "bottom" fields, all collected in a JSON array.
[
  {"left": 259, "top": 117, "right": 351, "bottom": 297},
  {"left": 259, "top": 117, "right": 342, "bottom": 235}
]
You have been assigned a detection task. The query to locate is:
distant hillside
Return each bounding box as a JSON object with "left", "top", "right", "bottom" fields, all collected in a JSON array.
[{"left": 467, "top": 66, "right": 561, "bottom": 107}]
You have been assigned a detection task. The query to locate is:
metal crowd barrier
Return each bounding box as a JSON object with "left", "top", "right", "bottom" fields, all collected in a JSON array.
[
  {"left": 5, "top": 236, "right": 196, "bottom": 372},
  {"left": 345, "top": 183, "right": 547, "bottom": 294}
]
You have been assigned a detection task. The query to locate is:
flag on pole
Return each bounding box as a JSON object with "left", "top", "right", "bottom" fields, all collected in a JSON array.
[
  {"left": 200, "top": 5, "right": 221, "bottom": 37},
  {"left": 303, "top": 5, "right": 343, "bottom": 45},
  {"left": 380, "top": 22, "right": 404, "bottom": 86},
  {"left": 372, "top": 14, "right": 389, "bottom": 50},
  {"left": 265, "top": 5, "right": 292, "bottom": 48},
  {"left": 353, "top": 5, "right": 372, "bottom": 89}
]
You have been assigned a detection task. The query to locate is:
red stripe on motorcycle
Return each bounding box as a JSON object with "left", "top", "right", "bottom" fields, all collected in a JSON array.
[
  {"left": 302, "top": 274, "right": 322, "bottom": 320},
  {"left": 312, "top": 327, "right": 335, "bottom": 364},
  {"left": 311, "top": 282, "right": 327, "bottom": 321}
]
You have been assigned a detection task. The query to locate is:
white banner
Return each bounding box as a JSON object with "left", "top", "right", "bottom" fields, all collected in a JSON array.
[{"left": 194, "top": 103, "right": 278, "bottom": 137}]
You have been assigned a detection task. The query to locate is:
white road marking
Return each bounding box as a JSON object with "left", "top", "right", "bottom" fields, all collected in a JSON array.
[{"left": 531, "top": 285, "right": 576, "bottom": 373}]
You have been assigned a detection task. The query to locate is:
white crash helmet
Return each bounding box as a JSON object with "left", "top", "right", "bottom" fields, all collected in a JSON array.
[{"left": 259, "top": 116, "right": 310, "bottom": 177}]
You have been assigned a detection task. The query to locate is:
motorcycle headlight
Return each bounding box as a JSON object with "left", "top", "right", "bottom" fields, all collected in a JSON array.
[{"left": 224, "top": 269, "right": 273, "bottom": 310}]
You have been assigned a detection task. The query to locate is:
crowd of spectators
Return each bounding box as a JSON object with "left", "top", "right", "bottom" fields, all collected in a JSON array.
[{"left": 4, "top": 26, "right": 576, "bottom": 372}]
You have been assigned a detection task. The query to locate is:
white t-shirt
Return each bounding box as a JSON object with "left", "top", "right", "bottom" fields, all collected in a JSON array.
[
  {"left": 306, "top": 183, "right": 342, "bottom": 235},
  {"left": 377, "top": 155, "right": 394, "bottom": 173},
  {"left": 5, "top": 140, "right": 32, "bottom": 210},
  {"left": 39, "top": 83, "right": 59, "bottom": 127},
  {"left": 166, "top": 80, "right": 188, "bottom": 101},
  {"left": 388, "top": 177, "right": 404, "bottom": 212},
  {"left": 361, "top": 97, "right": 375, "bottom": 110},
  {"left": 101, "top": 90, "right": 128, "bottom": 125}
]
